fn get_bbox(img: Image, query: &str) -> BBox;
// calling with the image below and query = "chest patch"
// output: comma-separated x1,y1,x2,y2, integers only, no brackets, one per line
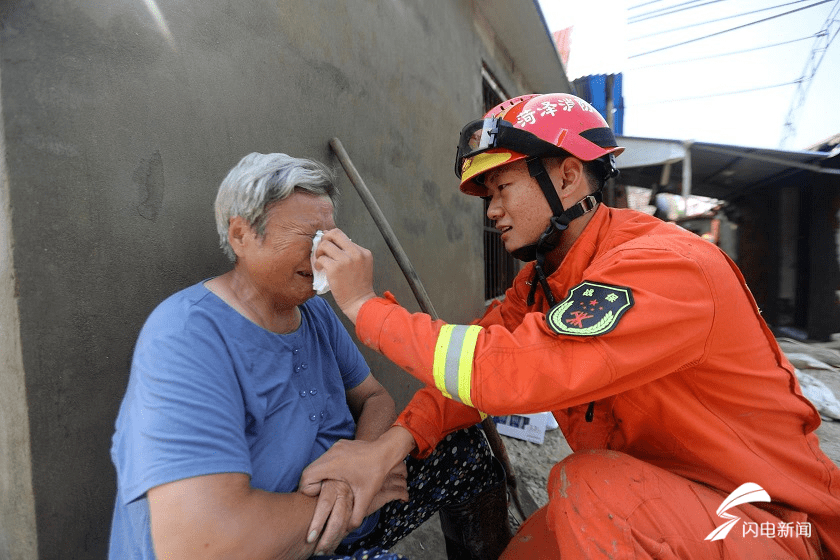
546,281,634,337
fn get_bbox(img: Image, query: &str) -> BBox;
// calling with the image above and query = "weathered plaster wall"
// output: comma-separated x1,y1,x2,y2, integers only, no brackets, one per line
0,66,38,560
0,0,558,557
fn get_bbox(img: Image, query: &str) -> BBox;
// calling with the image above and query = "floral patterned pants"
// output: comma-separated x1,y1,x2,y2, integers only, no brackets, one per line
313,425,496,560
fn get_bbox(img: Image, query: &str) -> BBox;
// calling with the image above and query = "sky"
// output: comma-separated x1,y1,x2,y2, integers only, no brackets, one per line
537,0,840,151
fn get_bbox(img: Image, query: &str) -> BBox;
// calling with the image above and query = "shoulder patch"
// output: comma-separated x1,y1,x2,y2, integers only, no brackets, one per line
546,281,634,337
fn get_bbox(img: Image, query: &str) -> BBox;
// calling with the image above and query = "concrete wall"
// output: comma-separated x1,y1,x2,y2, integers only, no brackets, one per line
0,67,38,560
0,0,565,557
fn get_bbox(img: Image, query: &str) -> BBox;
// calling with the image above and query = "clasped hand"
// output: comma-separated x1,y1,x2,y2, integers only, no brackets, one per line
299,438,409,554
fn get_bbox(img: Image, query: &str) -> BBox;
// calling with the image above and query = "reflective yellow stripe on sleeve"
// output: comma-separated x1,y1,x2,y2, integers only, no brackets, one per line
432,324,483,408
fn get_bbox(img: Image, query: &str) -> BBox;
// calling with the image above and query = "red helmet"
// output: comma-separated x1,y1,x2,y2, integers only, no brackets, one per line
455,93,625,196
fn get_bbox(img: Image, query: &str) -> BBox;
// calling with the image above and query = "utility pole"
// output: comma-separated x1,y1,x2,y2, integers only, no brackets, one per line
780,0,840,149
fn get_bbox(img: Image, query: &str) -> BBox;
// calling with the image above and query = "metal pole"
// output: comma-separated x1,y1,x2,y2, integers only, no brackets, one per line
682,141,693,216
605,75,616,207
329,138,438,319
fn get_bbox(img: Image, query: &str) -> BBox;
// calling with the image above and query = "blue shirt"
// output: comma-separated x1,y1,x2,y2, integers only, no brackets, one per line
109,283,373,559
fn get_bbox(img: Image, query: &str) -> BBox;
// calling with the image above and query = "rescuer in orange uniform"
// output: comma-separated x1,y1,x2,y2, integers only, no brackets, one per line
303,93,840,559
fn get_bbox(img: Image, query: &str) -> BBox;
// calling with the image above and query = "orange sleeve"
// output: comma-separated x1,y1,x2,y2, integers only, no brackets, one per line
356,292,484,457
359,290,530,458
358,246,716,419
393,387,482,458
473,265,532,330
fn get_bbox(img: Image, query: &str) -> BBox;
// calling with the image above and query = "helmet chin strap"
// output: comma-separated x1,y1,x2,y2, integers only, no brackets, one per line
513,157,601,306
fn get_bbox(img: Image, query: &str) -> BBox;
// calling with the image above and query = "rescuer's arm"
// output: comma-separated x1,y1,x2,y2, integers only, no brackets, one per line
353,249,716,416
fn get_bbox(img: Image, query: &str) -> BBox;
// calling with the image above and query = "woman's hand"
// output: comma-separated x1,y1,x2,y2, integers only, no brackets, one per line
367,460,409,514
304,479,355,555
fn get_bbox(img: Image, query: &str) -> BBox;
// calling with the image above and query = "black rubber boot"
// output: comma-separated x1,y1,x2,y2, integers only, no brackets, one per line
439,457,514,560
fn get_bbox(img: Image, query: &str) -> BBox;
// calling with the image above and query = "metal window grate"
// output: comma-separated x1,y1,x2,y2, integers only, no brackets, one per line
481,69,518,301
483,199,517,301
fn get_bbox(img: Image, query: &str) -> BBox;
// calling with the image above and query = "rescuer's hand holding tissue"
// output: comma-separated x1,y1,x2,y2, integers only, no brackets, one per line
312,228,377,325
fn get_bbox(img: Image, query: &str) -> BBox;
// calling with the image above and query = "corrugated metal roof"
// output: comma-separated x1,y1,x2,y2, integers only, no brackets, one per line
615,135,839,201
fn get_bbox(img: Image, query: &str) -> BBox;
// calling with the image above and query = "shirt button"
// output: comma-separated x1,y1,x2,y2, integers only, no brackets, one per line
310,414,317,421
301,363,308,369
310,389,317,396
294,366,300,373
320,411,325,418
299,390,307,398
293,348,299,355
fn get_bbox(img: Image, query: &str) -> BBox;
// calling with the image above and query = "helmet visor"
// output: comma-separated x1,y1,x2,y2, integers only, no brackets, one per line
454,118,557,178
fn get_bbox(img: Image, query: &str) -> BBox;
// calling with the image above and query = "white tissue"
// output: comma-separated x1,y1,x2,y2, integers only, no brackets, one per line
310,230,330,295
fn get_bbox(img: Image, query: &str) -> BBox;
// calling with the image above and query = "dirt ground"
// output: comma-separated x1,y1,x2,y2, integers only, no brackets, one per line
391,339,840,559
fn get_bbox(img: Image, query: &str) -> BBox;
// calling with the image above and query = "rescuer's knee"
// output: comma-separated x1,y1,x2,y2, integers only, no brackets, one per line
548,449,634,496
547,449,655,523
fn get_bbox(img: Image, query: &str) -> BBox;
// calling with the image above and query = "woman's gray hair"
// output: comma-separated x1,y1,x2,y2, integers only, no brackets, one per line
214,152,338,262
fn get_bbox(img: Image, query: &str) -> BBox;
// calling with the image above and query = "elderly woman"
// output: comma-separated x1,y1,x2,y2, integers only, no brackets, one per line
108,153,508,560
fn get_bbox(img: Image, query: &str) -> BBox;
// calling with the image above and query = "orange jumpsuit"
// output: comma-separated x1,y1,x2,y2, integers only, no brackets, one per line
355,205,840,559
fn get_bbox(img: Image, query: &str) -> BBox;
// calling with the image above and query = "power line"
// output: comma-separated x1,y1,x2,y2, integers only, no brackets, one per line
629,0,833,58
628,34,817,69
629,0,670,10
629,80,798,107
630,0,814,40
630,0,727,24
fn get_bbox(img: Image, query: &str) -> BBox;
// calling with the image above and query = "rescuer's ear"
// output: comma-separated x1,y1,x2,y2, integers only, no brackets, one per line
550,156,586,203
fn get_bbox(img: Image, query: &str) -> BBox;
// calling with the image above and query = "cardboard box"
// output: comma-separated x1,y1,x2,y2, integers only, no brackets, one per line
492,412,549,444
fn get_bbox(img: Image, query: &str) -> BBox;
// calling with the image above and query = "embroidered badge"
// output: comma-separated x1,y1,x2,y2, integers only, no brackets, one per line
546,281,634,337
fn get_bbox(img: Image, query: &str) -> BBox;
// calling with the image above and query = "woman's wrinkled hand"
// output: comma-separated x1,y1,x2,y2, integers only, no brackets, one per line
303,479,355,555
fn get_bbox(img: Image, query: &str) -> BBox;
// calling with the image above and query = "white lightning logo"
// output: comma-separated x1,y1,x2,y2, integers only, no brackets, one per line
705,483,771,541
